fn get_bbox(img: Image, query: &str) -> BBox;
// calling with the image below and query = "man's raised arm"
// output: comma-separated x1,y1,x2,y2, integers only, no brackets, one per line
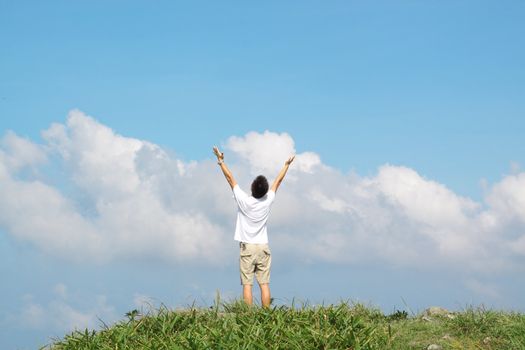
213,146,237,189
271,155,295,193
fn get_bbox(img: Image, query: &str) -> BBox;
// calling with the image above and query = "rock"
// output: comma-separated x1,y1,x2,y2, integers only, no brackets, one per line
424,306,455,319
442,334,452,340
427,344,442,350
425,306,450,317
422,316,433,322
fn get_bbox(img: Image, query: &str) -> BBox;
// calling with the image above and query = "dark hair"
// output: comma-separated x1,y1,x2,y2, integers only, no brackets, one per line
251,175,269,199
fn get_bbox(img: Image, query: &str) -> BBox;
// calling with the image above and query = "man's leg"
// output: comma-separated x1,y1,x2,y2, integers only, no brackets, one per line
259,283,271,308
240,243,254,305
243,284,253,305
256,245,272,308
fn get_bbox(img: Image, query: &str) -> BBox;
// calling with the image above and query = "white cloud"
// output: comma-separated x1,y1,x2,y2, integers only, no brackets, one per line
225,130,321,175
19,302,46,329
0,175,107,261
0,110,228,264
17,284,118,332
42,110,146,197
133,294,156,312
485,173,525,224
226,131,296,175
0,130,47,172
54,283,68,299
465,279,501,299
1,109,525,273
510,161,521,174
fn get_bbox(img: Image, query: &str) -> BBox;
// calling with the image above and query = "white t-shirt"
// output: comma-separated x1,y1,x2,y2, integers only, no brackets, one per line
232,184,276,244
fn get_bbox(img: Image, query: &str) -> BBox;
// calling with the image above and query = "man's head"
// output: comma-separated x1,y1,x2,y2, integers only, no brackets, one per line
251,175,269,199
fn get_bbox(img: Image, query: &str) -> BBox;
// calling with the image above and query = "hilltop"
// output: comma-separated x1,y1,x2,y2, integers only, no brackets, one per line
45,301,525,349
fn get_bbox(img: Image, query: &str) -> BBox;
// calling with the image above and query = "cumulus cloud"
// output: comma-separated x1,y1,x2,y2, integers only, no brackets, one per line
1,109,525,272
0,130,47,172
485,173,525,224
226,131,322,175
0,110,228,263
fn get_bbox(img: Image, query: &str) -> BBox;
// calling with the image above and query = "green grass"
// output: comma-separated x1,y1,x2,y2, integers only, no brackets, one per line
45,300,525,350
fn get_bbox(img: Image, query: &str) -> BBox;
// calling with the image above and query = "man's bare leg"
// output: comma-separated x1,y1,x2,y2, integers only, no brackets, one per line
260,283,271,308
243,285,253,305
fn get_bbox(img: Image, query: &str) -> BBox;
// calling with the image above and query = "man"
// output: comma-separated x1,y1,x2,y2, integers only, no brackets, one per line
213,146,294,307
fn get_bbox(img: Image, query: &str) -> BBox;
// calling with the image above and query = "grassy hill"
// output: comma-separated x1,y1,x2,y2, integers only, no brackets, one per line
45,300,525,349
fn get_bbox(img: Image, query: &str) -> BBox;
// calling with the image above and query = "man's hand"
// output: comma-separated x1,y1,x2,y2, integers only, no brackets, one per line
213,146,237,189
213,146,224,162
271,155,295,193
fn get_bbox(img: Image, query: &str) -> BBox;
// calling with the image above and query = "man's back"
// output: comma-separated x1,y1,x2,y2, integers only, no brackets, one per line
233,184,275,244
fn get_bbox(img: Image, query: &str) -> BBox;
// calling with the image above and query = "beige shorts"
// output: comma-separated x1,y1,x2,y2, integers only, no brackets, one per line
239,242,271,285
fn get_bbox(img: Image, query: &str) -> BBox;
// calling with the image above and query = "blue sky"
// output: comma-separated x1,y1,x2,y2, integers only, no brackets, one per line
1,1,525,348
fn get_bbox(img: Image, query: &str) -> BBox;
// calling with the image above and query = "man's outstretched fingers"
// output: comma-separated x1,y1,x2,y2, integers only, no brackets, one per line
213,146,224,160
